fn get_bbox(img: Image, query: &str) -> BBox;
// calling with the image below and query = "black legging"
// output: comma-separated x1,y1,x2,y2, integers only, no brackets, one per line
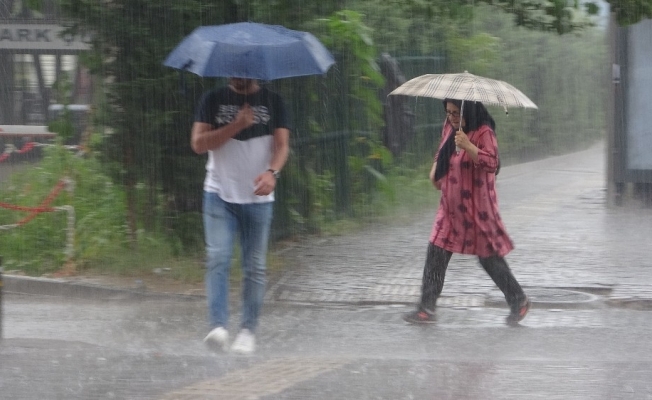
420,242,526,312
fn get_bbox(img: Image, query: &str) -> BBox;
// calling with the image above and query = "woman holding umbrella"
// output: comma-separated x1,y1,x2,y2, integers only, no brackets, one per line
403,99,530,325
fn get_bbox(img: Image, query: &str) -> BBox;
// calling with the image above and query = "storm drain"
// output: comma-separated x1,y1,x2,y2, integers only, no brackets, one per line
486,287,599,308
270,285,602,309
160,357,349,400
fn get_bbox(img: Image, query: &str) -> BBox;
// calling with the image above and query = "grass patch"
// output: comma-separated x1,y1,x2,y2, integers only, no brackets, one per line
1,144,437,284
304,162,440,238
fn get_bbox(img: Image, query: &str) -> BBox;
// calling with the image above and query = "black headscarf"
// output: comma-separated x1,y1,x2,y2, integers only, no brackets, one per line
434,99,497,182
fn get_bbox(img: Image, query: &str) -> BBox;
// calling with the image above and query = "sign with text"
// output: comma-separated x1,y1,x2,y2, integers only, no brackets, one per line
0,24,91,50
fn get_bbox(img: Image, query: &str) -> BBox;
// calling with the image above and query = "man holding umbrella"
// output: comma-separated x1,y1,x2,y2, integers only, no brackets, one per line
191,77,290,354
166,22,334,353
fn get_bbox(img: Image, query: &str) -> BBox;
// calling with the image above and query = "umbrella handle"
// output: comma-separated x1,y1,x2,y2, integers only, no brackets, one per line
456,101,465,154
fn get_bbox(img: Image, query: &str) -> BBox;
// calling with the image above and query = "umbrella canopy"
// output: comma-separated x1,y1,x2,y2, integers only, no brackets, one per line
389,71,538,110
163,22,335,80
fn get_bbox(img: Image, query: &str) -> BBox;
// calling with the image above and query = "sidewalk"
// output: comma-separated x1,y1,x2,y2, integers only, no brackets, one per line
266,141,652,309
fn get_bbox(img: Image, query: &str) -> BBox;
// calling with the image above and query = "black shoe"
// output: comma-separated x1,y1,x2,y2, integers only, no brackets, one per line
403,309,436,324
506,297,531,325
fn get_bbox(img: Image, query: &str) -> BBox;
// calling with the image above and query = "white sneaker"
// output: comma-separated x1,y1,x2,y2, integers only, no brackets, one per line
203,327,229,352
230,329,255,354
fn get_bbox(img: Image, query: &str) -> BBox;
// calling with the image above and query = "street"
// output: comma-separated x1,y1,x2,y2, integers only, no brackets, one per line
3,294,652,399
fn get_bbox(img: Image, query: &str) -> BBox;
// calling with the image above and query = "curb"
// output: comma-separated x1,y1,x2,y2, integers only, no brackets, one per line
3,275,205,302
485,287,602,309
6,274,652,310
606,297,652,310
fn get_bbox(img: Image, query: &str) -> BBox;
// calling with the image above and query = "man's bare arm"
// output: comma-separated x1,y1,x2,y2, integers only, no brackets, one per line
269,127,290,172
190,104,254,154
253,127,290,196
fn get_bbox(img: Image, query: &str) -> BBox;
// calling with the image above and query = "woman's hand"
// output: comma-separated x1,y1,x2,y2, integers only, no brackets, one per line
455,128,480,162
454,128,472,151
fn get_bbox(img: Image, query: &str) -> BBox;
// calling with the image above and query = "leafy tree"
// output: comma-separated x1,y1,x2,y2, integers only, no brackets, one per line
45,1,374,244
18,0,632,248
605,0,652,25
51,1,242,246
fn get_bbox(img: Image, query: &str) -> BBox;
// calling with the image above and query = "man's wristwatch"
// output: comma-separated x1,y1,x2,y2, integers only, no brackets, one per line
267,169,280,179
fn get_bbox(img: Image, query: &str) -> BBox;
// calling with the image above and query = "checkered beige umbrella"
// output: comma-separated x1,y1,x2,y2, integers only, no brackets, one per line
389,71,538,110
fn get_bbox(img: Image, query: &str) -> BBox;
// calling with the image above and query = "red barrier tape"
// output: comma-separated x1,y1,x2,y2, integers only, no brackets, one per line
0,142,37,163
16,142,35,154
0,180,67,227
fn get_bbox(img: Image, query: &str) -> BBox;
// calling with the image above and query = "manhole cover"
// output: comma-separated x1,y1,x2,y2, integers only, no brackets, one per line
486,288,597,307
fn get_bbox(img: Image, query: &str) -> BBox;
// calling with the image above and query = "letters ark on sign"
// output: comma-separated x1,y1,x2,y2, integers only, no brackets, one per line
0,24,91,51
0,28,51,42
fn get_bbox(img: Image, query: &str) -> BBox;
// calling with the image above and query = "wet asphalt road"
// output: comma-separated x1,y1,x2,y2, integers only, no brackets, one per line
3,141,652,399
3,294,652,399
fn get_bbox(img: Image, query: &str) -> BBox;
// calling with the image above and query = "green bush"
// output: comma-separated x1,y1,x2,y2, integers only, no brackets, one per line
0,146,120,273
0,145,202,278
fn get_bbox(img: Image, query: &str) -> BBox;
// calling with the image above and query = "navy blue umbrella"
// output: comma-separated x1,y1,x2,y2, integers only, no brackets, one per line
163,22,335,80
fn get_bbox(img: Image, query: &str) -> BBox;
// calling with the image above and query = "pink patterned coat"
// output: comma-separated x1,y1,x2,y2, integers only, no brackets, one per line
429,122,514,258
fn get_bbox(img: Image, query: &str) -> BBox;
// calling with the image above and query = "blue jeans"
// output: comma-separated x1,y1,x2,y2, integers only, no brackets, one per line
203,192,273,332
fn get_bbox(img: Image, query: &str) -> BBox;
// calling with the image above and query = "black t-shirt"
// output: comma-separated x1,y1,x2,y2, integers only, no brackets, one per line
195,86,292,141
